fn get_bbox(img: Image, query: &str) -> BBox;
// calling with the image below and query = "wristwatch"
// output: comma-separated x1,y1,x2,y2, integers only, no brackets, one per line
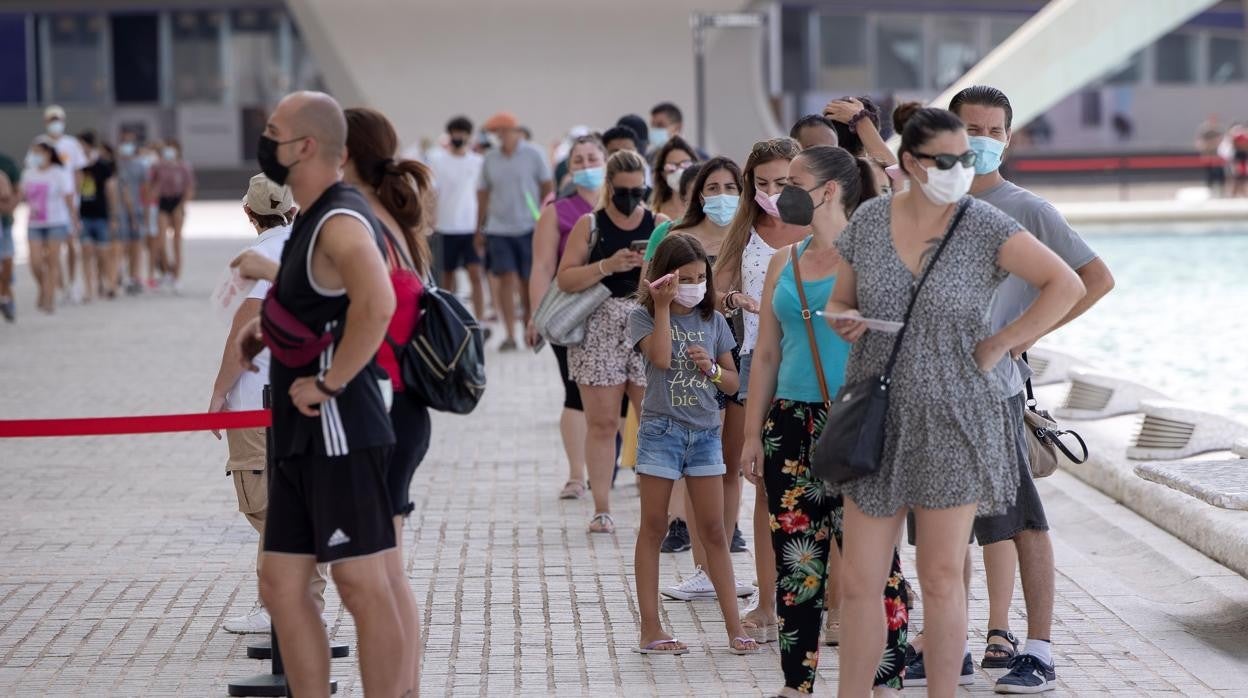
315,371,345,398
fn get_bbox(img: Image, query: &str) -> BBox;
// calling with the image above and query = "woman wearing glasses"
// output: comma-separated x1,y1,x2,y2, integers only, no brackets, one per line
649,136,700,222
825,107,1085,696
557,150,668,533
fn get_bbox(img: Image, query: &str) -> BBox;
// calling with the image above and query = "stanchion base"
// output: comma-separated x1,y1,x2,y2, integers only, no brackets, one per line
227,674,337,696
246,639,350,660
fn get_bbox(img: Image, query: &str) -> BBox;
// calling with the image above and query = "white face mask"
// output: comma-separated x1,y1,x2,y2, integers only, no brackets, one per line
47,120,65,137
665,168,685,192
674,280,706,308
916,163,974,205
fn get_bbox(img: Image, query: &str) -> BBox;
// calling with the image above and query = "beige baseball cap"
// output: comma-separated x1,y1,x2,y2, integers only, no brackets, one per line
243,173,294,216
44,105,66,121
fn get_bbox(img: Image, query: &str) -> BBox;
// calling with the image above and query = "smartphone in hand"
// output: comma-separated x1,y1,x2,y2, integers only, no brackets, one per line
628,240,649,253
649,273,675,289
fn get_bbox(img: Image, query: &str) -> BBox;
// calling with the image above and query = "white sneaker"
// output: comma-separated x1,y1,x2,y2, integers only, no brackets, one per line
743,587,760,613
663,567,717,600
223,607,271,634
70,283,84,304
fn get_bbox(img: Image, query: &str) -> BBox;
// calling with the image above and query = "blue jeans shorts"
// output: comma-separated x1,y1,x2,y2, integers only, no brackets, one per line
117,210,146,242
485,231,533,277
81,218,111,245
635,417,726,480
0,220,13,260
737,352,754,401
28,225,70,243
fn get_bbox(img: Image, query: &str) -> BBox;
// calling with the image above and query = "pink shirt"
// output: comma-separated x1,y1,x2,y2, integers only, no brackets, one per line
147,161,195,198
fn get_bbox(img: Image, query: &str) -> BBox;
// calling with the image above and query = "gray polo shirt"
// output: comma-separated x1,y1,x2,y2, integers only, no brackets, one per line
978,180,1098,397
478,141,551,236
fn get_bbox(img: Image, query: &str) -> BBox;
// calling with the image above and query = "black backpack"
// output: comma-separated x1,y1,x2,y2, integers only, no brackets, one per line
383,229,486,414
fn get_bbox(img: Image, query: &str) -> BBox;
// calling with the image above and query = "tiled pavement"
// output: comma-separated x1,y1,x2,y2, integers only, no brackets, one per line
2,237,1247,696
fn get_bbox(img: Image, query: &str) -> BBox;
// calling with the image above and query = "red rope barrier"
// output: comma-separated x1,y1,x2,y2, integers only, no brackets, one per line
0,410,271,438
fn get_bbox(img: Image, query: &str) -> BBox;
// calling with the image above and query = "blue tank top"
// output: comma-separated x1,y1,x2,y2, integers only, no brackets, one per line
773,238,851,402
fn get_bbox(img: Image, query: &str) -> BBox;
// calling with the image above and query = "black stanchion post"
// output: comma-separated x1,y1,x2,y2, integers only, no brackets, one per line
228,385,343,696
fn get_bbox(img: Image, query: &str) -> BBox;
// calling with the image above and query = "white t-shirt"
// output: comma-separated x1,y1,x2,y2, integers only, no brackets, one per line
426,148,483,234
225,224,291,411
21,166,75,228
51,135,89,172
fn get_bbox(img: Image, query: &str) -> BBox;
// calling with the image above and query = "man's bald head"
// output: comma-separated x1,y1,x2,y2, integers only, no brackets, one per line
269,91,347,165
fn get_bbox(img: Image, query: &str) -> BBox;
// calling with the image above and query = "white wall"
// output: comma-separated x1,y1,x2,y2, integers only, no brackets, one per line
286,0,751,152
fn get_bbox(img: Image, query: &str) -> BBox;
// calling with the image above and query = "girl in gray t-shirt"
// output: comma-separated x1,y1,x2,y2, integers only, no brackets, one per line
624,234,758,656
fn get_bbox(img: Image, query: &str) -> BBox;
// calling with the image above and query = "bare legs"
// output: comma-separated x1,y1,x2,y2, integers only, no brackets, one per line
636,474,681,647
259,555,332,698
1015,529,1055,643
388,517,423,696
579,383,643,520
984,540,1019,645
28,239,62,313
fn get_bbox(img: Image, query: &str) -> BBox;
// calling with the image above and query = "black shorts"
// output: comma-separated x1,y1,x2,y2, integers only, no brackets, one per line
264,446,396,563
438,232,480,273
388,393,432,517
972,392,1049,545
158,196,183,214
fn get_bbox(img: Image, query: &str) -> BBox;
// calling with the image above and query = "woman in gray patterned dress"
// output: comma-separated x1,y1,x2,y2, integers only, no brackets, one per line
824,108,1085,698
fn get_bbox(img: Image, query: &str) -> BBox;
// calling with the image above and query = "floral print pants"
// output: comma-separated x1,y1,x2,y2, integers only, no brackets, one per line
762,399,908,692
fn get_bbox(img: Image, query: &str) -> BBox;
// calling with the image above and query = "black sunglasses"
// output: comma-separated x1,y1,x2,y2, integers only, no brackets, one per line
913,150,978,170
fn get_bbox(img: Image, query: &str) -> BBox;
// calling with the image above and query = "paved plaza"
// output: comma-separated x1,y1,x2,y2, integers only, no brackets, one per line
2,238,1247,696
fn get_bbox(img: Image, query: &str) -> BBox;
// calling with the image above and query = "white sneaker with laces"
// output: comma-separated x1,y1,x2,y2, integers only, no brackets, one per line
743,588,760,613
223,607,271,634
662,567,717,600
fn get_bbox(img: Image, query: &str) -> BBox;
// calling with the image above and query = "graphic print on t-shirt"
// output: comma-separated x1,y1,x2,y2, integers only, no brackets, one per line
667,323,711,408
25,181,49,223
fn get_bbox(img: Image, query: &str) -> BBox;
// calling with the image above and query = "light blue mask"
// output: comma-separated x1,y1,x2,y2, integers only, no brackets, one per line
969,135,1006,175
571,166,605,190
649,126,670,149
702,194,739,227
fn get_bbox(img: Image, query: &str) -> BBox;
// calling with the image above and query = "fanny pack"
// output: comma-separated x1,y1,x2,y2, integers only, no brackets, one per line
260,287,335,367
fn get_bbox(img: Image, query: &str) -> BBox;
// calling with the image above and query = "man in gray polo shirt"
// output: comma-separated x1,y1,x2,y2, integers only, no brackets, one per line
476,111,553,351
954,86,1115,694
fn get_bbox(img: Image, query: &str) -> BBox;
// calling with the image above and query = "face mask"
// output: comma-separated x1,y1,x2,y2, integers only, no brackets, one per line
674,280,706,308
162,147,177,161
754,190,781,218
25,152,44,170
141,153,158,167
702,194,738,227
257,135,300,186
612,188,646,215
649,126,670,150
449,136,466,149
968,136,1007,175
47,120,65,137
119,142,136,157
665,168,685,192
916,163,975,205
571,165,605,190
776,183,826,227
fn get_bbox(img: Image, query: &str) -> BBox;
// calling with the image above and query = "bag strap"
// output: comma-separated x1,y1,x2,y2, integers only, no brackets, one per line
1020,351,1089,464
790,239,832,405
880,198,970,381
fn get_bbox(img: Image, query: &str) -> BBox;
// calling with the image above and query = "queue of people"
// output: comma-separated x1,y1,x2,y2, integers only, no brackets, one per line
0,104,196,321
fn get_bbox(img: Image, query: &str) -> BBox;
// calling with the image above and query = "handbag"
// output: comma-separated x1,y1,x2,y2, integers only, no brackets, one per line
811,200,969,484
1021,364,1088,477
532,212,611,346
382,227,487,415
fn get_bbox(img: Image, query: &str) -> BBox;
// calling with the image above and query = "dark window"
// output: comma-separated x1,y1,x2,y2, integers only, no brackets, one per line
0,14,27,103
111,14,159,103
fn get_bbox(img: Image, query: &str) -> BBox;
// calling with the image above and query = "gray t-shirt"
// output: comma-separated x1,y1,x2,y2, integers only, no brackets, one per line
978,180,1098,397
627,306,737,430
116,157,148,210
478,141,552,236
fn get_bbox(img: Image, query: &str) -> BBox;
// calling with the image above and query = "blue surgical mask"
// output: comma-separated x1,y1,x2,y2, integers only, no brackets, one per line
571,165,605,190
968,135,1006,175
649,126,670,149
702,194,739,227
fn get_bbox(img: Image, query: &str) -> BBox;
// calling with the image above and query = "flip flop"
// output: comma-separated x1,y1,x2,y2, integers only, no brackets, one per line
588,512,615,534
729,636,761,655
632,638,688,655
559,480,586,500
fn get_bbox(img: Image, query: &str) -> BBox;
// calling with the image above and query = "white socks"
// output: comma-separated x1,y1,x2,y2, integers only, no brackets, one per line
1024,638,1052,666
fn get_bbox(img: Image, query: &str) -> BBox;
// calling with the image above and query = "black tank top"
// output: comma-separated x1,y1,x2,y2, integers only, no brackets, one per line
588,209,656,298
269,182,396,459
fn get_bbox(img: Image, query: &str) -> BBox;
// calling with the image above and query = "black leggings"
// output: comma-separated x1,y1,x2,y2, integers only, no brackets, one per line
552,344,583,411
387,392,432,517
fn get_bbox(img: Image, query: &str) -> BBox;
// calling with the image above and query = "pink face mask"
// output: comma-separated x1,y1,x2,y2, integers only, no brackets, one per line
884,164,906,183
754,190,781,218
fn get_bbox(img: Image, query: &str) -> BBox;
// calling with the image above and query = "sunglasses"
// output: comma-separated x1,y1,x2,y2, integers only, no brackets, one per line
662,159,694,174
913,150,978,170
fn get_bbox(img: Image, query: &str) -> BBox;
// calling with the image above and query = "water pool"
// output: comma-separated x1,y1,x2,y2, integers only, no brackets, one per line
1041,225,1248,421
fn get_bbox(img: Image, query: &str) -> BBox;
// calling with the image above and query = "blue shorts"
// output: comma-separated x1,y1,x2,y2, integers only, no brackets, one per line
0,220,13,260
117,210,146,242
81,218,112,245
438,232,481,273
28,225,70,243
635,417,726,480
485,232,532,277
738,352,753,401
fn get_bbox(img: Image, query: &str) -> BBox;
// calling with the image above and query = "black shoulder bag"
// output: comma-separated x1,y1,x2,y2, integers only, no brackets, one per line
812,200,969,484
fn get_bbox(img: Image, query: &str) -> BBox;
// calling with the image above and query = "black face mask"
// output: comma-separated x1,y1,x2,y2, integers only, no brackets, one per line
776,183,826,227
612,186,649,215
257,135,303,186
449,136,466,149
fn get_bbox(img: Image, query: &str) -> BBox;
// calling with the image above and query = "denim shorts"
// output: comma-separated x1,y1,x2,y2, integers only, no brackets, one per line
117,210,146,242
0,220,13,260
738,352,754,401
81,218,111,245
27,225,70,243
635,416,726,480
485,231,532,277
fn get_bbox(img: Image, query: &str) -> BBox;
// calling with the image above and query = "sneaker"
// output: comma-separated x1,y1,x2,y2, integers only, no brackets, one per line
730,524,747,553
498,338,517,352
994,654,1055,694
905,651,975,687
0,299,14,323
170,279,182,295
660,519,691,553
662,567,717,601
742,587,760,613
69,283,84,304
223,607,271,634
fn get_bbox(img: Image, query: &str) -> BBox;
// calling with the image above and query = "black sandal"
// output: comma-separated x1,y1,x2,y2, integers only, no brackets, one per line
981,628,1018,669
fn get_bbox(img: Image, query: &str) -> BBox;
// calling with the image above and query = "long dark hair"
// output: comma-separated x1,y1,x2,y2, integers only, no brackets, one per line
797,145,876,218
31,140,63,167
672,156,741,232
650,135,699,209
344,107,433,275
639,233,715,320
897,107,966,177
833,96,880,156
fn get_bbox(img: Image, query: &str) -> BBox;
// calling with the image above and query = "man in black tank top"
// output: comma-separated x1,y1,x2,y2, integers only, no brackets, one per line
236,91,406,696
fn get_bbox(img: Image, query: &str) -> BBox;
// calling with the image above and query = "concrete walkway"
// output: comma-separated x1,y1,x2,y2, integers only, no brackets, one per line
1,238,1246,696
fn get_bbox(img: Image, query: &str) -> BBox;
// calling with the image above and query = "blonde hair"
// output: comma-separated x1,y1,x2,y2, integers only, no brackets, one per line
598,149,648,212
713,137,801,285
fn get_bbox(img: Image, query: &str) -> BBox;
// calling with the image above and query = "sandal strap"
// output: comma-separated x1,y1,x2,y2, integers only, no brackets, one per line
986,629,1019,647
